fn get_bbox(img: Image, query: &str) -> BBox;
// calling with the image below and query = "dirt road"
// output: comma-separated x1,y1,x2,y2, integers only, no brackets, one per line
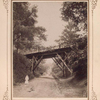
13,77,87,98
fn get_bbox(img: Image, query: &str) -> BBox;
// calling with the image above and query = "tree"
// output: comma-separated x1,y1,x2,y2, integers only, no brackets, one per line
61,2,87,31
55,24,87,80
54,2,87,80
56,20,79,47
13,50,34,84
13,2,46,53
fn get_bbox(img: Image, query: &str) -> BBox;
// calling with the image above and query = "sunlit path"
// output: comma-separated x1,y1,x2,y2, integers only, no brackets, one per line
13,77,64,97
13,76,87,98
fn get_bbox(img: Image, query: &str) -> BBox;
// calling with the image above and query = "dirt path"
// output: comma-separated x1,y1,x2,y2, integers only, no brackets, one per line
13,77,64,97
13,77,87,98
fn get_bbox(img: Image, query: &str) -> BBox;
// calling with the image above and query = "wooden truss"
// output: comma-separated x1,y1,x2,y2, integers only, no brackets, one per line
31,56,43,74
52,52,73,77
30,52,73,76
56,53,73,76
52,57,63,71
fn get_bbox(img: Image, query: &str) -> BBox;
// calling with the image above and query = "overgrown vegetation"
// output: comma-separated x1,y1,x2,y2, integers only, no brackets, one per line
53,2,87,83
13,2,47,85
13,51,33,85
13,51,47,85
13,2,46,53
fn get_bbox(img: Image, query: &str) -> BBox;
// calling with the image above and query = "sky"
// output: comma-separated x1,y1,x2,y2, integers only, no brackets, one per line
29,2,66,47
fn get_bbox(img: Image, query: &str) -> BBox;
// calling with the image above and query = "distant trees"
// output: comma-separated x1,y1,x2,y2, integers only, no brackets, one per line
54,2,87,80
13,2,46,53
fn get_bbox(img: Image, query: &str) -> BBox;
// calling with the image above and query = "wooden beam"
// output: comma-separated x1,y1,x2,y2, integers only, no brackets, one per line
31,56,36,74
63,52,68,62
56,53,72,74
63,63,64,77
33,56,38,63
65,52,72,60
52,57,63,71
31,56,34,72
33,56,43,72
55,56,65,77
65,52,72,69
55,57,65,72
54,57,63,68
64,52,67,56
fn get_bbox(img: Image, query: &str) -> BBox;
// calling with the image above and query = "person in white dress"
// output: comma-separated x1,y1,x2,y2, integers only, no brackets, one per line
25,75,29,85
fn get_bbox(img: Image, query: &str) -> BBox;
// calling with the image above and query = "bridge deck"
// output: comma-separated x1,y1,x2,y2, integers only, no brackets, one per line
25,47,72,59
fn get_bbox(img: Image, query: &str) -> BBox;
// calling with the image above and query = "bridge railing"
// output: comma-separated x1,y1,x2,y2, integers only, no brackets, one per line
34,44,70,53
22,43,71,55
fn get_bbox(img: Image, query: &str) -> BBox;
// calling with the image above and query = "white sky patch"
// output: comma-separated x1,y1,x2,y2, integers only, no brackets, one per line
29,2,66,47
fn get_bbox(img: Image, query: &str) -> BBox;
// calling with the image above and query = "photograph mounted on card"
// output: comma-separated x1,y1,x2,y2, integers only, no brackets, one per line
1,0,99,100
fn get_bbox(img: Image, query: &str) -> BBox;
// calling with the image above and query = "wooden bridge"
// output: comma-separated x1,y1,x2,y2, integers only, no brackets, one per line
25,46,73,76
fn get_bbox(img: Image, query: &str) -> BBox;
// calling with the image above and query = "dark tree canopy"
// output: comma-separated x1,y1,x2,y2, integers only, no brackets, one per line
13,2,47,84
54,2,87,81
13,2,46,53
13,2,37,26
61,2,87,30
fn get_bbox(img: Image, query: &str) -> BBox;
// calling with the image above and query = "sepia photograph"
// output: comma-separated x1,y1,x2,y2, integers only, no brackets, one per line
13,1,88,98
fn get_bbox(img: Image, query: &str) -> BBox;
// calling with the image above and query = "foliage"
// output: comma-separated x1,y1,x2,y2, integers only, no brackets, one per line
13,50,34,85
56,21,80,47
13,2,46,53
54,34,87,80
54,2,87,81
13,2,47,84
34,60,48,77
13,51,47,85
13,2,37,26
61,2,87,31
52,63,70,78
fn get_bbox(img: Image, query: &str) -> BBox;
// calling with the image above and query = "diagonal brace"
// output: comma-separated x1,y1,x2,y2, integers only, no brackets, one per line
56,53,72,74
52,57,63,71
33,56,43,72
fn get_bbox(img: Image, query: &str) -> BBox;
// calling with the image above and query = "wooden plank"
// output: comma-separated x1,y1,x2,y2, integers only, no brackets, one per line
65,52,72,65
33,56,38,63
56,53,72,74
31,56,34,72
33,56,43,72
63,63,64,77
52,57,63,71
54,57,65,77
64,52,68,61
65,52,67,56
54,57,63,68
31,56,36,74
25,46,72,59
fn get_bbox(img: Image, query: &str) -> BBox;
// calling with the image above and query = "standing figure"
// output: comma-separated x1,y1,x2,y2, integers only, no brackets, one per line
25,75,29,85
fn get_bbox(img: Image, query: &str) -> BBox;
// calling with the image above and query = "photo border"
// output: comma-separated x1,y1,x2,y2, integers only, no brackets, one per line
2,0,98,100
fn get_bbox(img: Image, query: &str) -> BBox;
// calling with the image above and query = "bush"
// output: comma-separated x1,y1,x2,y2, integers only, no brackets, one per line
13,51,34,85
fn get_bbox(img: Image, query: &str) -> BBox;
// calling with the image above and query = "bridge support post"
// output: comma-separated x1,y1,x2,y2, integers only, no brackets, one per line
31,56,36,74
32,56,43,73
52,57,63,71
63,63,65,77
56,53,73,75
52,57,67,77
31,58,33,74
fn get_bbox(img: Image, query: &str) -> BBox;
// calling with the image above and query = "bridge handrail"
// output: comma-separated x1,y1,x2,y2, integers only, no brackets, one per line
32,44,70,53
22,44,71,55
